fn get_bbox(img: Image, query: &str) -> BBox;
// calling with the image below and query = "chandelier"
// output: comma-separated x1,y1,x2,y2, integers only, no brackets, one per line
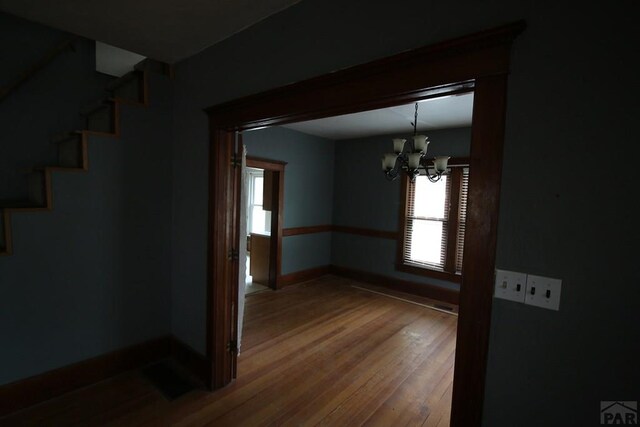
381,102,450,182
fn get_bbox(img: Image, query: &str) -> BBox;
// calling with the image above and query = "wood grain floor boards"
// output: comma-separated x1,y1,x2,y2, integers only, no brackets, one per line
214,307,429,426
312,317,455,426
1,275,457,426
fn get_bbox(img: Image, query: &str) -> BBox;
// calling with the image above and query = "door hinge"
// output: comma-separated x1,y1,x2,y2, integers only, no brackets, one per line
227,340,238,354
228,249,239,261
231,153,241,168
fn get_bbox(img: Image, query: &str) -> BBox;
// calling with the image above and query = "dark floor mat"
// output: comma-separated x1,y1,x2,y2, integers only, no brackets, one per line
141,361,199,400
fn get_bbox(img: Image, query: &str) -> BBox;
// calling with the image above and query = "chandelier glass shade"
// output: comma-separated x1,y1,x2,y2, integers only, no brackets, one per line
381,103,450,182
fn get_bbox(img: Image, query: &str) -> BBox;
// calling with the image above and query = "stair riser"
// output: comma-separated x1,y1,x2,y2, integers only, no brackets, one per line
86,104,115,134
27,171,46,207
111,73,143,103
0,211,6,252
134,58,173,78
58,137,84,168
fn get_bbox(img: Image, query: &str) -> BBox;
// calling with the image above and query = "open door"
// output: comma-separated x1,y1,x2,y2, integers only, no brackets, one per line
236,145,248,357
206,129,242,387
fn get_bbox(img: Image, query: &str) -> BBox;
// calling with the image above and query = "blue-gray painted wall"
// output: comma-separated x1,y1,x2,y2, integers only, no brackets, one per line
332,128,470,291
170,124,336,353
0,66,174,385
244,126,334,275
169,1,639,426
0,12,112,199
244,127,335,228
1,3,637,425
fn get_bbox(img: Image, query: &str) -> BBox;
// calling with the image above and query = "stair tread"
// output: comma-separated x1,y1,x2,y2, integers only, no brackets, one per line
0,199,41,208
51,131,82,143
79,98,112,116
48,166,85,171
105,70,139,91
134,58,172,77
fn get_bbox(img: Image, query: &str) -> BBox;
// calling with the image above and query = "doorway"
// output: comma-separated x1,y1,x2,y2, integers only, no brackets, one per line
245,156,285,290
205,22,524,427
245,167,270,294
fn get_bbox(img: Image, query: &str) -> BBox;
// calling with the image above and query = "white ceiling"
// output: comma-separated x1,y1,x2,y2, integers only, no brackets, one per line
0,0,302,63
282,92,474,140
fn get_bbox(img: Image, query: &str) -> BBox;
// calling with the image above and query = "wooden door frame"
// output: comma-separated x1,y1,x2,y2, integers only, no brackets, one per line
246,156,286,289
205,21,525,426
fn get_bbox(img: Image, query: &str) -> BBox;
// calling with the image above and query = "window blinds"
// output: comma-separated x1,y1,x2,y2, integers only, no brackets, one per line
403,167,469,274
455,168,469,273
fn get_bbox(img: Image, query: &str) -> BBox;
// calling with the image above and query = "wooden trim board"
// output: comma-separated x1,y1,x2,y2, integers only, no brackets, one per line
0,337,171,417
0,335,209,417
262,264,459,306
330,265,459,305
282,224,396,239
282,225,332,237
332,225,397,240
278,265,331,287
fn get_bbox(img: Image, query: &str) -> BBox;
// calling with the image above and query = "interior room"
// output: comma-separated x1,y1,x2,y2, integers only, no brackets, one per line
244,166,270,294
228,94,472,425
0,2,637,427
240,93,473,296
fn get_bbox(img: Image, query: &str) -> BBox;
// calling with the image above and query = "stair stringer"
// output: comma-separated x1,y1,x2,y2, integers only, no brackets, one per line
0,65,164,256
0,70,175,386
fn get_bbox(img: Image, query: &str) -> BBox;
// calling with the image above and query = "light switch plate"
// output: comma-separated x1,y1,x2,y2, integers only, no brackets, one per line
494,269,527,303
525,275,562,311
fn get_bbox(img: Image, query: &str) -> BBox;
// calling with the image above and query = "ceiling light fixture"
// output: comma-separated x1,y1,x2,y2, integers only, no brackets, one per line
381,102,450,182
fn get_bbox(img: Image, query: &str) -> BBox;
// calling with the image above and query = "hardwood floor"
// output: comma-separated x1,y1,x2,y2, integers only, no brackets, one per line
2,275,457,426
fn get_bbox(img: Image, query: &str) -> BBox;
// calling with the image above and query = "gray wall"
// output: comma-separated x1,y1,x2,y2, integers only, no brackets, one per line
0,71,174,385
0,12,111,199
244,126,335,275
332,128,470,290
170,1,639,426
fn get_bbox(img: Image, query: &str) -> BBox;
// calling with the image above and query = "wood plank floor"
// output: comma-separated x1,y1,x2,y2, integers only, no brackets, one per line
2,275,457,426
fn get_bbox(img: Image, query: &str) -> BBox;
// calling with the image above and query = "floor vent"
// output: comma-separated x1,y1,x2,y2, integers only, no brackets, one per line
140,360,200,401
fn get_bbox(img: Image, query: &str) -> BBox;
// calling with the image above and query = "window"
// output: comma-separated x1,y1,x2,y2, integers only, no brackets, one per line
247,169,271,235
397,165,469,282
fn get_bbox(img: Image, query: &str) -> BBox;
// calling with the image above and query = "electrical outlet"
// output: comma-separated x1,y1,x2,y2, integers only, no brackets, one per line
524,275,562,311
494,269,527,303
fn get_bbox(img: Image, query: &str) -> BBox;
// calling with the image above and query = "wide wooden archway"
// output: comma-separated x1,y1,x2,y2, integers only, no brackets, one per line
204,21,524,427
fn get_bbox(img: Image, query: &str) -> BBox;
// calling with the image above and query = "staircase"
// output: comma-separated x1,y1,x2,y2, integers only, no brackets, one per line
0,59,170,256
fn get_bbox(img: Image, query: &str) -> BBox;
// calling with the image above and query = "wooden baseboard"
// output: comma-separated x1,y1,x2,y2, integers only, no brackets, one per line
278,265,331,288
0,336,171,417
275,264,458,305
0,335,209,417
330,265,459,305
169,336,209,384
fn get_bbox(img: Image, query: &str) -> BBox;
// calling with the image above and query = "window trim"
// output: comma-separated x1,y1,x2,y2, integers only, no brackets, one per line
396,157,470,284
